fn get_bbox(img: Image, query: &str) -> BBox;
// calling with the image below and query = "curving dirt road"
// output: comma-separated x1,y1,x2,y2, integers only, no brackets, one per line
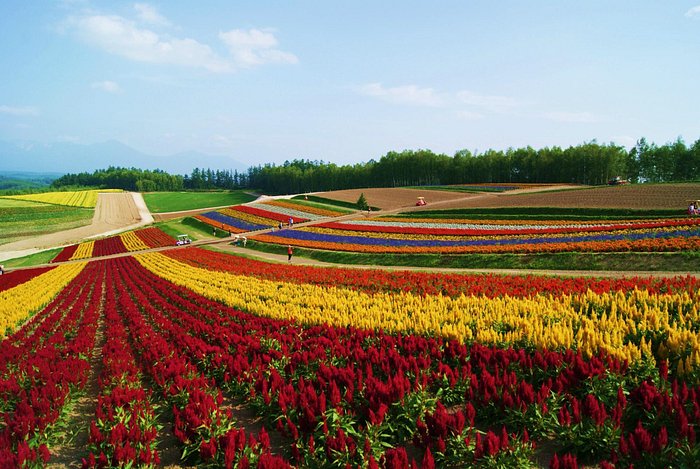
0,192,153,262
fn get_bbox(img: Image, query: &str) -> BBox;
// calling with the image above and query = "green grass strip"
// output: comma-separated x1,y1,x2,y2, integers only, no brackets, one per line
3,248,62,268
245,240,700,272
143,190,256,213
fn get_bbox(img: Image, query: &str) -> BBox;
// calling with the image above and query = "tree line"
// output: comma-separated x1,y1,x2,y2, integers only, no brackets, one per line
244,137,700,194
51,137,700,194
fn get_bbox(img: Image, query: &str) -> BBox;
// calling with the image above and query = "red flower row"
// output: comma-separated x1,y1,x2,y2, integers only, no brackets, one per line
0,262,103,467
51,244,79,263
0,265,55,292
166,247,700,299
134,227,175,248
235,204,309,224
82,266,160,468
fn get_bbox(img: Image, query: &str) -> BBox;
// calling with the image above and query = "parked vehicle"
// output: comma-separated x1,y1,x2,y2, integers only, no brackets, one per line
607,176,629,185
176,234,192,245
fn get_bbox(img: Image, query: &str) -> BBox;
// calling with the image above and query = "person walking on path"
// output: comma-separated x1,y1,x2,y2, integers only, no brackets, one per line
287,245,293,263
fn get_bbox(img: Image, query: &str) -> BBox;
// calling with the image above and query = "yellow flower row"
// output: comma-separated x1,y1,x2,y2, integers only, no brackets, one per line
120,231,150,252
135,253,700,369
0,262,86,338
2,189,122,208
70,241,95,260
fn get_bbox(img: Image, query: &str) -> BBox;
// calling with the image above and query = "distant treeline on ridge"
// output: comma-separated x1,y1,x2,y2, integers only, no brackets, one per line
51,137,700,194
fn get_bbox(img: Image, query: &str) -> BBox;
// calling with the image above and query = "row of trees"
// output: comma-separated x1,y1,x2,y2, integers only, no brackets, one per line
52,167,185,192
244,138,700,194
51,138,700,194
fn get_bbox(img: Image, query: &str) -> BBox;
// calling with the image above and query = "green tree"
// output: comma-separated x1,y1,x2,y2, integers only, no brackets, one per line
356,192,369,210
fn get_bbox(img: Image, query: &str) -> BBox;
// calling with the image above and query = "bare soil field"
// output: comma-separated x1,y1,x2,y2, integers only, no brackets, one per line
317,184,700,212
0,192,152,262
313,187,482,211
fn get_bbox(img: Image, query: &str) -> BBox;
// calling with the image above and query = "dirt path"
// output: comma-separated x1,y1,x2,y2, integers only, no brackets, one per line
0,192,153,262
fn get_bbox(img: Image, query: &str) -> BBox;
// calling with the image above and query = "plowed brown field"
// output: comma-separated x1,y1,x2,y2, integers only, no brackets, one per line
316,184,700,212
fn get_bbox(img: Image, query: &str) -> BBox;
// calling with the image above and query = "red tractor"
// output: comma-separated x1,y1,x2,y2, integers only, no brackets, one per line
607,176,629,185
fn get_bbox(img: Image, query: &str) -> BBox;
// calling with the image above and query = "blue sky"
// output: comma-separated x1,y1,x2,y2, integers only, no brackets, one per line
1,1,699,168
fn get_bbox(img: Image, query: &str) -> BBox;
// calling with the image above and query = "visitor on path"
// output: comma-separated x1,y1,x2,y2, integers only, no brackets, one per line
0,265,4,275
287,245,293,263
278,222,283,230
289,217,294,228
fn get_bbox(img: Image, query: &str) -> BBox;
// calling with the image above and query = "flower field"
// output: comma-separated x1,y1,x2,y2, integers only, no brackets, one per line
2,245,700,467
51,227,175,262
196,200,346,233
1,189,122,208
252,217,700,254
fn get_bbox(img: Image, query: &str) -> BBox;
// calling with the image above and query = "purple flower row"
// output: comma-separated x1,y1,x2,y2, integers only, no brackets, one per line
200,211,268,231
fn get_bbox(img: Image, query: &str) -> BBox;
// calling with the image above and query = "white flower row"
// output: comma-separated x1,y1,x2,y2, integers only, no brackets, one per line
247,202,327,221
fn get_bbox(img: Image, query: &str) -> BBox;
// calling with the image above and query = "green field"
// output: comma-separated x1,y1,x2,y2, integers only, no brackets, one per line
155,216,230,242
143,191,257,213
2,248,61,268
0,199,93,245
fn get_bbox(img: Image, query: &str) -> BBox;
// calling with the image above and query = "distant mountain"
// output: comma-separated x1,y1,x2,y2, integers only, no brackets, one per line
0,140,249,176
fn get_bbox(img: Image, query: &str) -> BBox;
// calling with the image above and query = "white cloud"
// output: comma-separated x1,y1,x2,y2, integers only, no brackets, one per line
91,80,121,93
219,28,298,67
68,14,231,72
0,105,39,116
685,5,700,17
134,3,171,27
457,91,520,114
543,111,601,123
66,12,297,73
359,83,443,107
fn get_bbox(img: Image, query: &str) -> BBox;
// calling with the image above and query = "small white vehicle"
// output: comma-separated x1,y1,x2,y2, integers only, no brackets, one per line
176,234,192,245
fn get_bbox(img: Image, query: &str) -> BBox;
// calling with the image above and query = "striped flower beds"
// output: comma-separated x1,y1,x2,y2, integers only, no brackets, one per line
318,218,696,236
262,199,347,217
51,228,175,261
195,211,271,234
194,201,340,234
252,224,700,254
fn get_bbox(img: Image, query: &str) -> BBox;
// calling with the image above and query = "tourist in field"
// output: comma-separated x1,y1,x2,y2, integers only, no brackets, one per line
289,217,294,228
278,222,283,230
287,245,293,263
0,265,4,275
